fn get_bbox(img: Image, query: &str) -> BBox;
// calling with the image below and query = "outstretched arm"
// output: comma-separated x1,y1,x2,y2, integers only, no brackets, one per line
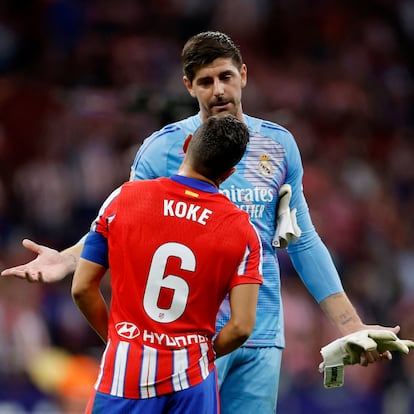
1,239,82,283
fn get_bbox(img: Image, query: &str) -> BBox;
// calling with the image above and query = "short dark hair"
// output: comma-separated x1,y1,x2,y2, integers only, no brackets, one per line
188,114,249,181
182,31,243,83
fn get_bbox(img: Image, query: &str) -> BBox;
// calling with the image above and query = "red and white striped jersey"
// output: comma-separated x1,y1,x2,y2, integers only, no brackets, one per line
86,175,263,398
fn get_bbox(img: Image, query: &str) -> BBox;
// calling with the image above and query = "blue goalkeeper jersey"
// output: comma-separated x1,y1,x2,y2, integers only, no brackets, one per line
131,113,343,348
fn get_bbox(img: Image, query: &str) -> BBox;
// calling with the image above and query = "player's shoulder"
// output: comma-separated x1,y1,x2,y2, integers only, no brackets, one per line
244,113,295,141
122,177,169,191
144,114,202,148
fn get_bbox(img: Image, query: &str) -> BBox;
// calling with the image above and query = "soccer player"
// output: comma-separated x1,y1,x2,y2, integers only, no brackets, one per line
71,114,263,413
1,31,399,413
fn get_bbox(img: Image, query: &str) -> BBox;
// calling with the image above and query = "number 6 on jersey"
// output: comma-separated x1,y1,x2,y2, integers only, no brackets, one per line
143,242,194,323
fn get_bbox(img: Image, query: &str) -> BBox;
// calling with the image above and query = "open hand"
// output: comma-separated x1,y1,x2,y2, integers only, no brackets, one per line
1,239,77,283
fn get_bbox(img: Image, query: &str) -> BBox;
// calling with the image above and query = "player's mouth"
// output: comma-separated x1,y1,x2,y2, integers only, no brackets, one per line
211,101,231,112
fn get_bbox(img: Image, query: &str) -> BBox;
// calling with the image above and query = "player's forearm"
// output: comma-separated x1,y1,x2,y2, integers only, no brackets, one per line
61,243,83,276
72,288,108,343
213,320,253,358
320,292,365,336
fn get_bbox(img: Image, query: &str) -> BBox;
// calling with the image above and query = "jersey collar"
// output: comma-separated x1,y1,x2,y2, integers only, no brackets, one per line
170,175,218,194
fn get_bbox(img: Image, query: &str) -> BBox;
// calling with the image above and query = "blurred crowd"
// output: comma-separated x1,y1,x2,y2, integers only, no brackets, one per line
0,0,413,413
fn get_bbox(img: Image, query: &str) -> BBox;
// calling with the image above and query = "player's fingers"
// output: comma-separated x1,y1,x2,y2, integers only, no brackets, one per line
360,350,380,366
387,325,400,335
370,351,381,363
359,353,369,367
360,349,392,366
381,351,392,361
1,268,15,277
371,325,401,335
1,268,27,278
22,239,43,255
25,271,41,283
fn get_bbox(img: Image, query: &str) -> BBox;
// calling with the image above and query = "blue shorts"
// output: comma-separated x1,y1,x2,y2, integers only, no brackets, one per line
87,368,219,414
216,346,283,414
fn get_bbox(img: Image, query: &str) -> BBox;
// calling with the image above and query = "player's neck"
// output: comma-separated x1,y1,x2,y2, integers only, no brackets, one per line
177,168,219,189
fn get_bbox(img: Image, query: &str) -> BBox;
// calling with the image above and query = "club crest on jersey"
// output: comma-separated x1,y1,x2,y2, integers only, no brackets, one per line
258,154,272,176
116,321,140,339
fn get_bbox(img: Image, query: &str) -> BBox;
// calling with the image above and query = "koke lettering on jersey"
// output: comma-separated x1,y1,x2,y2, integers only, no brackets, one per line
163,199,212,225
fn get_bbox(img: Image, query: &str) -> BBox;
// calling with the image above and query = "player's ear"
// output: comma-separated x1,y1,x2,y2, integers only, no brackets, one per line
240,64,247,88
183,76,196,97
182,134,192,153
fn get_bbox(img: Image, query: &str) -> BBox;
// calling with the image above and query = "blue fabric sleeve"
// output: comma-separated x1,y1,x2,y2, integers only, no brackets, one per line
287,200,344,303
278,127,344,304
81,231,109,268
130,126,184,181
130,116,201,181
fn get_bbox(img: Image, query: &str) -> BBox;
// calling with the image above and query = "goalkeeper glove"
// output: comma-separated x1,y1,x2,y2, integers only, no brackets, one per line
369,330,414,354
272,184,301,248
319,329,414,388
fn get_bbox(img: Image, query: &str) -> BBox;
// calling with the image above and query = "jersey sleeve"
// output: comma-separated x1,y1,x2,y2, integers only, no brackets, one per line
91,186,121,235
80,186,122,268
129,126,185,181
130,133,165,180
81,232,108,268
229,219,263,289
284,132,344,303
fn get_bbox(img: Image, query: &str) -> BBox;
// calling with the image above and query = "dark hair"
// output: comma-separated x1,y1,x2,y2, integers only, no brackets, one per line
182,31,243,83
188,114,249,181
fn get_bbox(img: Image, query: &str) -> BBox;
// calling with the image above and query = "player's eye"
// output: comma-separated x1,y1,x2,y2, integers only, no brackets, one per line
196,77,212,85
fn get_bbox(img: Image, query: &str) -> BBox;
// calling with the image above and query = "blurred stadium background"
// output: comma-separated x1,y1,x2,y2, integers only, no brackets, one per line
0,0,413,413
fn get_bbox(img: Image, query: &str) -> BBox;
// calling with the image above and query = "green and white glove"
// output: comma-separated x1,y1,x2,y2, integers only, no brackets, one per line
272,184,301,248
370,330,414,354
319,330,414,388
